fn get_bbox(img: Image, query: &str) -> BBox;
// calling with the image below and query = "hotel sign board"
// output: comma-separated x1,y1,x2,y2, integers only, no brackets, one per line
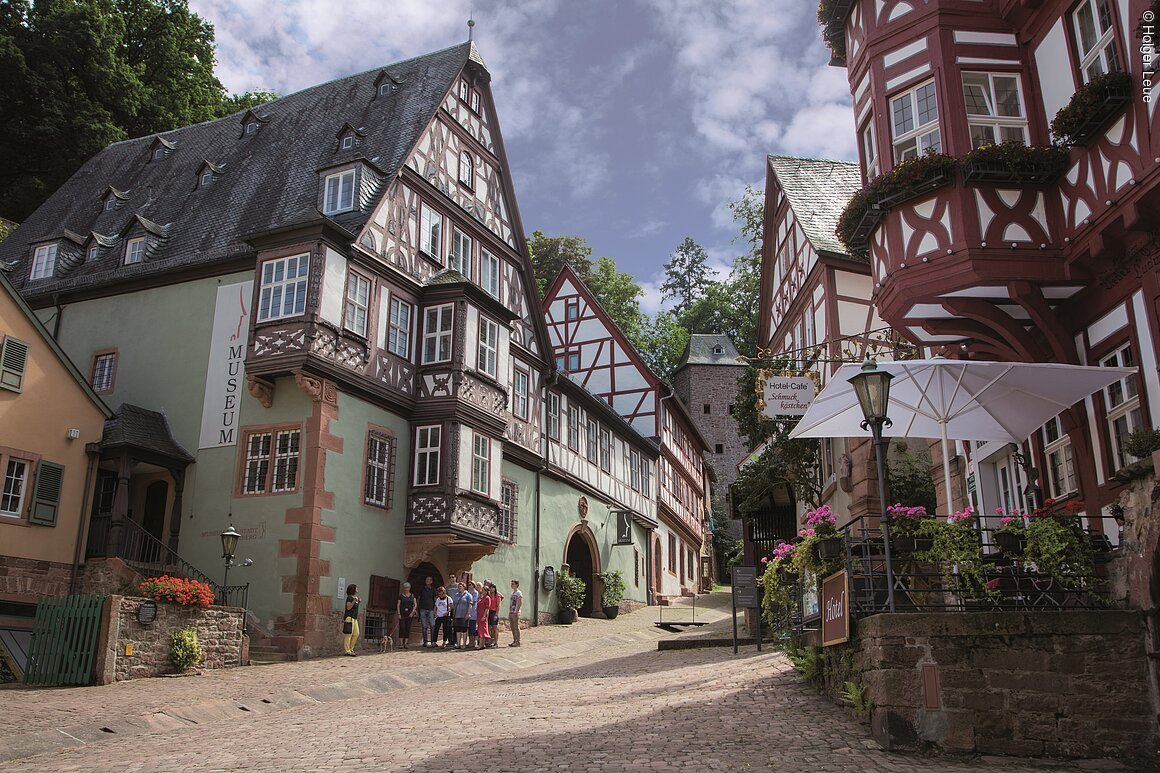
761,376,816,418
821,570,850,647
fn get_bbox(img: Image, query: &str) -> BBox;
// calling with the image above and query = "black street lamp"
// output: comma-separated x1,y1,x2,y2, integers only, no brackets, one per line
848,358,897,613
221,525,240,589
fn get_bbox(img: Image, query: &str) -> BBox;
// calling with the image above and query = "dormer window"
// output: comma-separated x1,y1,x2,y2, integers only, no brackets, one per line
341,135,355,151
245,121,259,135
124,237,145,265
713,345,724,355
29,243,57,280
323,169,356,215
458,79,469,101
87,245,99,262
378,82,392,97
200,171,214,187
105,199,118,211
153,147,167,161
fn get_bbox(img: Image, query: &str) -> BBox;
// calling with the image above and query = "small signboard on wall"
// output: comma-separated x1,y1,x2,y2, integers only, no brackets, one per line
822,570,850,647
761,375,816,418
615,512,633,546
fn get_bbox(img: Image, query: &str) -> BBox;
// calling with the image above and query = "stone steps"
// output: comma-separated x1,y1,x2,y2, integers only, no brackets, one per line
247,645,296,664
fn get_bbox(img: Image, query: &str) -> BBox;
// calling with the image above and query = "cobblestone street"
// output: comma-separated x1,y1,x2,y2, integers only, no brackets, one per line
1,593,1089,772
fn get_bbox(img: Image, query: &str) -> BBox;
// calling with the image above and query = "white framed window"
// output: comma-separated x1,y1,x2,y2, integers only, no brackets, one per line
124,237,145,265
245,121,259,135
340,135,355,151
1041,416,1077,498
344,272,370,337
477,316,499,379
962,72,1028,148
420,203,443,259
414,425,441,486
499,480,517,542
458,79,470,101
547,393,560,439
30,244,57,280
479,249,500,299
890,80,941,162
241,428,300,494
422,304,453,364
599,428,612,472
104,199,117,211
90,351,117,394
200,172,214,187
513,368,529,420
1103,344,1143,470
379,82,391,97
387,297,412,359
1073,0,1121,82
257,254,310,322
323,169,356,215
470,90,480,113
567,405,580,451
586,420,598,464
451,229,472,277
630,450,642,492
472,433,490,495
153,147,166,161
364,431,395,509
459,151,474,189
566,350,580,372
565,300,579,321
641,457,651,497
860,120,879,178
1,457,30,518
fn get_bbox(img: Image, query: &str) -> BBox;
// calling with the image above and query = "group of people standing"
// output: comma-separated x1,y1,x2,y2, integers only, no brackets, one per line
342,575,523,655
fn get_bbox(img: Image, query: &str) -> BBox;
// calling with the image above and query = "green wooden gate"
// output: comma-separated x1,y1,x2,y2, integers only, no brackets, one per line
23,594,106,686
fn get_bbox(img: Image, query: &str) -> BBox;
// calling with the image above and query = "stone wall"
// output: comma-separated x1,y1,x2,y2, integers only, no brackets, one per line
95,595,245,683
0,556,74,602
854,611,1156,761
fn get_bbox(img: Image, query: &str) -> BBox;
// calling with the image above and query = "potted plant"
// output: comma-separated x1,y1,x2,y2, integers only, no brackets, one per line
1050,71,1133,145
914,507,991,599
170,627,203,673
598,569,625,619
556,568,586,624
1123,427,1160,461
885,503,933,554
760,543,798,621
1024,504,1094,590
792,507,844,577
960,142,1070,185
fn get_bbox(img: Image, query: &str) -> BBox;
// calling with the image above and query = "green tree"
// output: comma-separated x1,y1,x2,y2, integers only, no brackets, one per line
219,90,280,115
633,311,689,382
660,236,712,318
587,256,644,338
0,0,271,220
526,230,594,297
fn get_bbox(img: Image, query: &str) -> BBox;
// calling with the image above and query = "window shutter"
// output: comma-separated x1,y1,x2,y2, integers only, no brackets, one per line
29,461,64,526
1,336,29,392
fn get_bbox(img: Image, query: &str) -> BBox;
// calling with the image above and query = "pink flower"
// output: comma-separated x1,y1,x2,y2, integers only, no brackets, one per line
999,516,1013,526
798,528,817,538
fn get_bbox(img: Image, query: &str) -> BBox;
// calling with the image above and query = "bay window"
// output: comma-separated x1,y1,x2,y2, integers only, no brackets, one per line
420,203,443,260
477,316,499,379
257,254,309,322
422,304,453,364
1103,344,1143,470
344,272,370,337
891,80,941,162
1073,0,1121,82
414,426,441,486
962,72,1027,148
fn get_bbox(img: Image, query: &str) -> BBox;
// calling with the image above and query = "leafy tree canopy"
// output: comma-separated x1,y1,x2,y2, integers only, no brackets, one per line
660,236,711,318
526,230,594,297
0,0,276,221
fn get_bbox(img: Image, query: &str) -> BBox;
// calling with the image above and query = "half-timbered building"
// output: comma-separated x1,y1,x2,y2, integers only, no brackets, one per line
0,41,654,657
818,0,1159,530
543,265,711,600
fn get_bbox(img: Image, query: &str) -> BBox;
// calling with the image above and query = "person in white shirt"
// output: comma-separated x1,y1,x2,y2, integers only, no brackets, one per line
508,579,523,647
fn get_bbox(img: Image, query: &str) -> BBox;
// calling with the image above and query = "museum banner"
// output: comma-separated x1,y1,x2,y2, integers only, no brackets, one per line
199,281,253,449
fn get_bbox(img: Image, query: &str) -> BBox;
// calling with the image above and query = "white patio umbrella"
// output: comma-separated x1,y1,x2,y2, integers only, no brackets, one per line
788,358,1136,504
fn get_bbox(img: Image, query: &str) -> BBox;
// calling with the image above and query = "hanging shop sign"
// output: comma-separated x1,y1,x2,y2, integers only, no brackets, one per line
761,375,816,418
821,570,850,647
615,511,633,546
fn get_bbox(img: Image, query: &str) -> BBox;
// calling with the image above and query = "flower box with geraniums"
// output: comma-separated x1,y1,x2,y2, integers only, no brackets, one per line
139,575,215,608
885,503,933,555
1024,499,1095,591
835,153,957,255
960,142,1070,185
1050,71,1132,146
817,0,855,66
992,509,1028,556
598,569,625,619
913,506,992,600
759,542,798,611
792,505,845,577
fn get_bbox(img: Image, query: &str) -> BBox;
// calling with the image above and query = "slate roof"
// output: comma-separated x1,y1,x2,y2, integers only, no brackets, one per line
1,41,481,300
101,404,195,463
676,334,744,369
767,155,863,259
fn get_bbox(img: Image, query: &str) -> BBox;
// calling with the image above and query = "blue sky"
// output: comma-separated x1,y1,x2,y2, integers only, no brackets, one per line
190,0,857,312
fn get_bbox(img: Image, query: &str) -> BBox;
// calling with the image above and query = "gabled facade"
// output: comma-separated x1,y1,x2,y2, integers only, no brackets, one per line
543,264,710,599
820,0,1160,527
0,42,653,656
757,156,899,538
0,271,110,618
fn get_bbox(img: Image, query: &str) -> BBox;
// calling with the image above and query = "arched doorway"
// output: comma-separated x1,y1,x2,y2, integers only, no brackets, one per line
652,535,663,601
564,526,599,617
407,562,444,594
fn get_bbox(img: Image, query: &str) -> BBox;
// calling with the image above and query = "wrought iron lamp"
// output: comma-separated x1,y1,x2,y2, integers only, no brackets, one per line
220,525,240,589
848,358,897,612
